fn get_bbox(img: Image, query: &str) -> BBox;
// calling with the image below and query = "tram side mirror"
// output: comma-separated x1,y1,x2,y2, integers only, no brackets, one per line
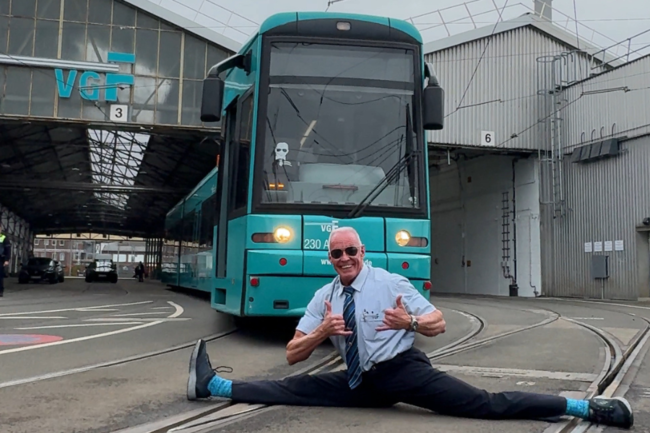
200,76,225,122
423,62,444,130
423,84,444,130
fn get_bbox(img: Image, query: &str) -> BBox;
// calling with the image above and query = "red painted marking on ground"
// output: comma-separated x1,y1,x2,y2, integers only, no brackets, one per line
0,334,64,346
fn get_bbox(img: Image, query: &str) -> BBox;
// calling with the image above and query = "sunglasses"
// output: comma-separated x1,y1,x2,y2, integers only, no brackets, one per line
330,246,359,259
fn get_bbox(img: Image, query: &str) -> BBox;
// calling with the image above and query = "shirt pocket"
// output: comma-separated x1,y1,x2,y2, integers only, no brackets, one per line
359,309,385,342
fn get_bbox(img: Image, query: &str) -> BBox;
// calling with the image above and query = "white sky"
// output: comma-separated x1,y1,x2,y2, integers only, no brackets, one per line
153,0,650,58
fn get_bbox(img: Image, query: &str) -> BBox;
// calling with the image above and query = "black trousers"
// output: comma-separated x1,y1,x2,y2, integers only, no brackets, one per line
0,264,4,294
232,347,567,421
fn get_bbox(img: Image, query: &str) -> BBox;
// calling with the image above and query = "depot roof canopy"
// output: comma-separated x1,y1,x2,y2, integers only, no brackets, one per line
0,120,219,237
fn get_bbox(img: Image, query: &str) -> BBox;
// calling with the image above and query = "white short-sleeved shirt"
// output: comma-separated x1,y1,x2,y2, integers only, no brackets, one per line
296,264,436,372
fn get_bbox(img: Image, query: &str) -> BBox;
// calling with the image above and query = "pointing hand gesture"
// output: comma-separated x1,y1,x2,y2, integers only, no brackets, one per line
376,294,412,331
320,301,352,337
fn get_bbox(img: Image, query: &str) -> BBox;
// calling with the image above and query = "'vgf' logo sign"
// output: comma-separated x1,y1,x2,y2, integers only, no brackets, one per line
55,52,135,102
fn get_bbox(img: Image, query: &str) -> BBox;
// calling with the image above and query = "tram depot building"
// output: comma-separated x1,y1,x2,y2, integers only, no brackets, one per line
1,0,650,301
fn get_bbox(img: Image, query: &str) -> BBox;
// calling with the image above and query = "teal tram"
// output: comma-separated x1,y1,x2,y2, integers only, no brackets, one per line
162,12,445,317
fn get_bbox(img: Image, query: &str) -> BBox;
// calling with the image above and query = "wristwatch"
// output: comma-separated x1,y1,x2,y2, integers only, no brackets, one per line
409,315,419,332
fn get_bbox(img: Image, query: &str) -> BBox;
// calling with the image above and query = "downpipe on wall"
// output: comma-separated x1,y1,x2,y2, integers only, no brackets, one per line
529,213,540,297
504,158,519,296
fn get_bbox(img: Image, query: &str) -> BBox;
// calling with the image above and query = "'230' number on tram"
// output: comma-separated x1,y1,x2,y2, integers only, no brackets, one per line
304,239,329,249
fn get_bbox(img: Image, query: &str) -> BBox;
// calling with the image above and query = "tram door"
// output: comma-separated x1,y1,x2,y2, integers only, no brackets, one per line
215,88,254,279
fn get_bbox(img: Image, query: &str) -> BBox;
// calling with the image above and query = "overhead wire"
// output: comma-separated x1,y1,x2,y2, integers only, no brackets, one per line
493,82,650,150
445,0,510,119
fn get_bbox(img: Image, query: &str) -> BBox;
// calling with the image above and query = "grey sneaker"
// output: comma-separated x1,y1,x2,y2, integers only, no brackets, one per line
187,339,233,400
587,396,633,429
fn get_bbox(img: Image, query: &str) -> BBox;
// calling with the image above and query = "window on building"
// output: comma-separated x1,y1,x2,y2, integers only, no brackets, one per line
44,240,49,246
34,239,40,245
59,240,65,246
60,253,65,261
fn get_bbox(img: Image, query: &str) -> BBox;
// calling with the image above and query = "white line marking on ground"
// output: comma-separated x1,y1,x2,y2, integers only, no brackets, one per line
0,329,235,390
0,316,68,320
84,318,190,322
0,301,153,317
432,365,599,382
545,298,650,311
167,301,183,318
15,322,143,330
0,301,181,356
110,312,168,317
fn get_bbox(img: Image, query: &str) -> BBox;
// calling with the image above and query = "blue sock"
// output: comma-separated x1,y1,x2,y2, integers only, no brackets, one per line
207,375,232,398
565,398,589,418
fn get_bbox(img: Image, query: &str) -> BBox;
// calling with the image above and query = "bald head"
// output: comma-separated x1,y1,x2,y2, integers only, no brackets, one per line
328,226,361,248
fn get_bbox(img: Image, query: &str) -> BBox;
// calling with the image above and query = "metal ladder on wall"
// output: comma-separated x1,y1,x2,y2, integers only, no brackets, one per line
536,52,586,218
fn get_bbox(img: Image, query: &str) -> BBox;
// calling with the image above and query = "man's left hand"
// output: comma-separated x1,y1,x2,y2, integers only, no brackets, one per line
376,295,411,331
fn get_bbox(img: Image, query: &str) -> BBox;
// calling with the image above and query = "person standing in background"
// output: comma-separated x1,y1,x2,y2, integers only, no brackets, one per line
0,222,11,297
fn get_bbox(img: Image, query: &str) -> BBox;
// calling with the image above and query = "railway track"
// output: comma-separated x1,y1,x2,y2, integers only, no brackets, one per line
113,299,650,433
0,328,239,390
437,296,650,433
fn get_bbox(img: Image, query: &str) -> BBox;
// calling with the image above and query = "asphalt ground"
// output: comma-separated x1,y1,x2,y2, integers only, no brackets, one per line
0,279,648,433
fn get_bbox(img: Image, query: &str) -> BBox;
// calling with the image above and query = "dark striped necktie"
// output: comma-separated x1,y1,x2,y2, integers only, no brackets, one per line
343,286,362,389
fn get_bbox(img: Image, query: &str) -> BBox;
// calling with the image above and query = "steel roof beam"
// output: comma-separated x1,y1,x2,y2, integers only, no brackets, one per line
0,179,183,194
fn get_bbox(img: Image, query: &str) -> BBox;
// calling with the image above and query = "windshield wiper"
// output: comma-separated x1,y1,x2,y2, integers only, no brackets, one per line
347,151,417,218
347,103,417,219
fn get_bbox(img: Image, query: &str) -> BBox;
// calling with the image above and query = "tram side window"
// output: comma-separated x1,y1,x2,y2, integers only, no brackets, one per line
230,93,253,212
168,221,181,244
200,194,216,248
182,211,196,245
171,220,183,245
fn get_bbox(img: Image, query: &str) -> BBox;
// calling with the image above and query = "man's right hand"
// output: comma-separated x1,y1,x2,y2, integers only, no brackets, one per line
286,301,350,365
320,301,352,337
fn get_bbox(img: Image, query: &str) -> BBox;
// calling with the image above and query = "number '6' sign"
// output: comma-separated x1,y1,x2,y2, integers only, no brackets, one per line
481,131,494,146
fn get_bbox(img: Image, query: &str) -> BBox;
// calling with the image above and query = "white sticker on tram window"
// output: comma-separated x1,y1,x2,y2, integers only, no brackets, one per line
274,142,292,167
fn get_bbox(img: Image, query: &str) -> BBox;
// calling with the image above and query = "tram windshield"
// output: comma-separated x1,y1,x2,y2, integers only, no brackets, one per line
259,42,423,211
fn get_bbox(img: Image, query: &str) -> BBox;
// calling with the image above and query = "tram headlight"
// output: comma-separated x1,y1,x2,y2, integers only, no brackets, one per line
395,230,411,247
273,227,292,243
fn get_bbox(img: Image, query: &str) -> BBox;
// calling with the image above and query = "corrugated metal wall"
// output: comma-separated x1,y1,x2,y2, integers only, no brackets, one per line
540,55,650,300
424,22,650,300
561,57,650,150
541,135,650,300
425,26,591,151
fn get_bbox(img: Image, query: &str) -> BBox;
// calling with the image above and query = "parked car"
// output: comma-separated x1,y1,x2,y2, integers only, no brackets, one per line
85,258,118,283
18,257,65,284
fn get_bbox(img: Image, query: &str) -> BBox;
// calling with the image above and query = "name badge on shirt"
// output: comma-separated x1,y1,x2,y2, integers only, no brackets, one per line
362,309,381,321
